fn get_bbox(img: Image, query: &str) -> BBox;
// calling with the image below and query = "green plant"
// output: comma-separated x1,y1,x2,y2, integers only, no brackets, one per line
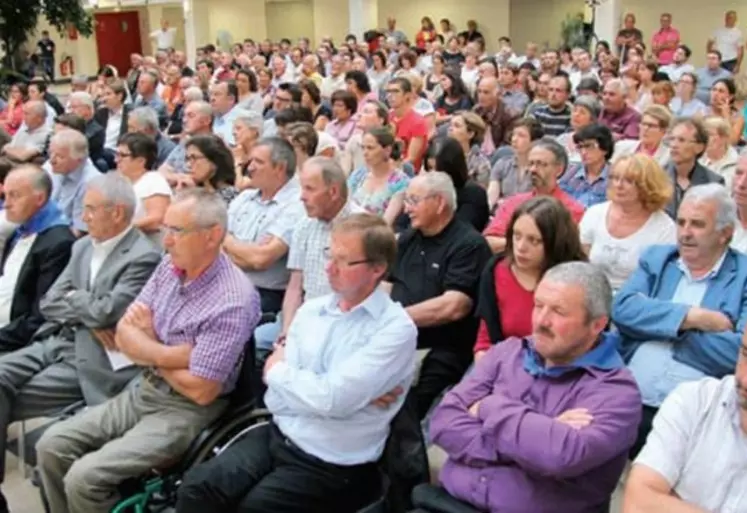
560,14,588,49
0,0,93,71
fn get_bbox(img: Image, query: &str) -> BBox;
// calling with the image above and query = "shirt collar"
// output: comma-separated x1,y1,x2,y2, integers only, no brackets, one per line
91,225,133,252
572,162,610,183
63,161,88,183
321,286,389,319
676,250,728,282
170,252,227,289
250,175,300,205
522,331,624,378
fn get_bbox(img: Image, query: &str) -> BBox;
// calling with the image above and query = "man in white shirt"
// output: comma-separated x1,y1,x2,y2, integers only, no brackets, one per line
1,101,50,163
320,56,346,101
708,10,744,73
210,81,240,146
570,50,600,94
659,45,696,84
623,332,747,512
150,19,177,52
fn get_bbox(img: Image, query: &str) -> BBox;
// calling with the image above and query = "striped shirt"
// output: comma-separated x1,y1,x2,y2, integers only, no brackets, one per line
530,103,572,137
136,253,261,392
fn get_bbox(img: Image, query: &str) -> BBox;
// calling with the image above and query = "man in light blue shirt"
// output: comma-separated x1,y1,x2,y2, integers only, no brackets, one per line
695,50,732,104
210,80,240,146
48,130,102,235
613,183,747,456
175,213,417,513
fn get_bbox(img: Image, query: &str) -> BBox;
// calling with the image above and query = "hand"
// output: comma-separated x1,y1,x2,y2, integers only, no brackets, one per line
122,302,156,339
173,174,195,189
92,329,117,350
262,345,285,382
370,386,404,408
683,307,733,332
555,408,593,429
468,400,482,417
231,144,246,163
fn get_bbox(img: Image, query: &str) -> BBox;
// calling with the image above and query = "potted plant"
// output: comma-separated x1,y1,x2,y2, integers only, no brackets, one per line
560,13,588,49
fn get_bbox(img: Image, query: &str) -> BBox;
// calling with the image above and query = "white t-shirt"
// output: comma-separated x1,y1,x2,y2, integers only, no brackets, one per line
711,27,744,62
151,27,176,50
133,171,172,246
731,222,747,254
580,202,676,290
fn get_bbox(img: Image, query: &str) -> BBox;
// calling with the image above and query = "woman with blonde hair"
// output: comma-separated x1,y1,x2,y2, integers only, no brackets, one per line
447,111,491,187
651,81,675,109
612,104,672,166
699,115,740,187
580,153,676,291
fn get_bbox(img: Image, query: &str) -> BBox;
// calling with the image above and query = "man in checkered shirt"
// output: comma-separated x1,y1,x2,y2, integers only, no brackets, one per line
36,189,261,513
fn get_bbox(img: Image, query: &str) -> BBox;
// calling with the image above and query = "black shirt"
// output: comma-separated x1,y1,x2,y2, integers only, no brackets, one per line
37,38,55,58
389,218,491,354
442,51,465,67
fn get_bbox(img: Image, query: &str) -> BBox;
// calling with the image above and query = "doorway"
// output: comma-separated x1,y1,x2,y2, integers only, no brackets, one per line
94,11,143,76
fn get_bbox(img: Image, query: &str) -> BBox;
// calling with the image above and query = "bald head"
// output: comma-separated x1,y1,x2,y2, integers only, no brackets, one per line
23,100,47,129
476,77,499,108
3,165,53,224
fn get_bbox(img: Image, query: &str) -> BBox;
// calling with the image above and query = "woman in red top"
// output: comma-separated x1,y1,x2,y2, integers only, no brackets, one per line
0,83,27,137
473,196,586,361
415,17,437,50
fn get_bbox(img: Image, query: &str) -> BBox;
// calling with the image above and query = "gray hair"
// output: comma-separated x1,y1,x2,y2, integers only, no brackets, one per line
183,86,205,103
542,261,612,320
682,183,737,230
71,75,89,87
86,173,137,222
304,156,348,199
256,137,297,179
173,188,228,234
233,109,264,136
187,100,213,119
129,106,159,133
574,94,602,120
26,100,47,119
413,171,457,211
605,78,628,96
50,129,89,160
69,91,95,110
531,136,568,173
10,164,53,200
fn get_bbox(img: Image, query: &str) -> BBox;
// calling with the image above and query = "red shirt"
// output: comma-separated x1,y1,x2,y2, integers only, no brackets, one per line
651,27,680,65
390,108,428,171
415,30,437,49
483,188,585,238
473,260,534,353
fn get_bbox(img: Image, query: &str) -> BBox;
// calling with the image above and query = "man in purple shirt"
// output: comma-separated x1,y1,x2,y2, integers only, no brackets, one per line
35,188,261,513
411,262,641,513
599,78,642,141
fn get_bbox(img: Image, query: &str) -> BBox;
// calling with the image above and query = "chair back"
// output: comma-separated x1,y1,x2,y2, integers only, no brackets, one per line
230,336,257,406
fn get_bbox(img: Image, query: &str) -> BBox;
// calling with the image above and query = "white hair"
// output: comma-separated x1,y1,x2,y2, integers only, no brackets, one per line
86,173,137,222
605,78,628,96
682,183,737,230
129,106,159,133
50,129,89,160
26,100,47,119
184,86,206,103
69,91,94,110
543,262,612,320
413,171,457,211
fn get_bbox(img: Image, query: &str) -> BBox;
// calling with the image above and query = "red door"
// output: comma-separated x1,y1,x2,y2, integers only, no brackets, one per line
94,11,142,77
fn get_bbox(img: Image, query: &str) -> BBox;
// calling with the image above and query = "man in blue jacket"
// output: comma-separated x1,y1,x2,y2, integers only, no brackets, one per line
613,183,747,456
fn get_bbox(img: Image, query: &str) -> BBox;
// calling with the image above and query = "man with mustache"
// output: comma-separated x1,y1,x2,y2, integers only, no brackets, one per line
622,330,747,512
483,137,584,253
613,183,747,458
410,262,641,513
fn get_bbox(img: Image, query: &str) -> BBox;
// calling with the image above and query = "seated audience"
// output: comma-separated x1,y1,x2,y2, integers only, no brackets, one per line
487,117,544,209
133,70,169,129
446,111,491,187
474,196,586,360
282,122,319,171
699,115,740,187
68,92,106,170
35,189,261,513
599,78,642,140
581,154,676,291
184,134,238,205
484,137,585,253
93,79,131,170
387,77,429,171
623,341,747,512
326,90,358,150
211,80,241,145
559,123,615,208
664,117,724,218
0,165,75,352
473,77,516,159
670,72,709,117
731,154,747,253
340,100,390,174
127,106,177,169
0,173,160,506
557,95,602,164
116,133,172,246
1,101,50,163
529,74,573,136
614,183,747,456
709,77,745,146
159,100,214,185
0,83,27,137
612,104,672,167
175,213,416,513
48,130,102,236
388,172,491,418
167,83,202,137
650,80,676,109
418,262,641,513
230,110,265,188
225,137,304,313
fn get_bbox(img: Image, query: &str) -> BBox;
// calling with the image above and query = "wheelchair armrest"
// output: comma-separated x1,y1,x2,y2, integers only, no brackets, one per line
260,312,277,325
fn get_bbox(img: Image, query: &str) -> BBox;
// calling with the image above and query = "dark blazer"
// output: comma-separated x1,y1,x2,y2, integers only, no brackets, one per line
475,253,506,345
85,119,106,165
0,225,75,351
665,161,725,218
94,104,131,142
44,92,65,116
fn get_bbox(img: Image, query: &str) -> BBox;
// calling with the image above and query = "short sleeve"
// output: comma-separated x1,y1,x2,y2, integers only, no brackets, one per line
134,259,168,308
443,238,491,299
266,201,305,246
287,218,309,271
490,158,505,182
347,167,366,193
411,116,429,139
388,171,410,196
137,172,172,200
579,203,602,245
483,197,517,237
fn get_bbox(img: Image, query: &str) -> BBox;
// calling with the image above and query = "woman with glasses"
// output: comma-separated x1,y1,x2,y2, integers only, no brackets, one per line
184,134,239,205
557,95,602,165
473,196,586,361
559,123,615,208
613,105,672,167
670,72,708,117
708,77,745,146
580,153,675,292
699,116,740,187
116,133,172,246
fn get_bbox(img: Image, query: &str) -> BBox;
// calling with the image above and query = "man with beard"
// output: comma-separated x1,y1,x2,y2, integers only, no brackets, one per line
483,137,584,253
622,331,747,512
613,183,747,458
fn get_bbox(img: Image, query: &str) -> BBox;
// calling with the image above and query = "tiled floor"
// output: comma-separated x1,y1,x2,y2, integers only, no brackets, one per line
3,422,45,513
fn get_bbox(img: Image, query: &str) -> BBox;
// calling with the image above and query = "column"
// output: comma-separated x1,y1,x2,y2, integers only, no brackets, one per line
182,0,196,67
592,0,621,53
348,0,377,41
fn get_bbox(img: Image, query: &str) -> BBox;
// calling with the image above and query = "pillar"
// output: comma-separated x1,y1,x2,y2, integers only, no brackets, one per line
348,0,377,41
183,0,196,66
591,0,621,52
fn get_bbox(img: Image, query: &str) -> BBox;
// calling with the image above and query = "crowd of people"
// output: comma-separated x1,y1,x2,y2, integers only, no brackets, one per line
0,8,743,513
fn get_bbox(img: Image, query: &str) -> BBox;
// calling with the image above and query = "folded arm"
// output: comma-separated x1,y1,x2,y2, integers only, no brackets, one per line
115,321,192,369
223,234,289,272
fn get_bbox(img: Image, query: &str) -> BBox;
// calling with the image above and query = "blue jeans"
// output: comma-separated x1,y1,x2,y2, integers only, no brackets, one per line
254,315,282,351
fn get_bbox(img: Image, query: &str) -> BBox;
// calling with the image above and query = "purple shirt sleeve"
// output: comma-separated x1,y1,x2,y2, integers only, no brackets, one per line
133,258,167,309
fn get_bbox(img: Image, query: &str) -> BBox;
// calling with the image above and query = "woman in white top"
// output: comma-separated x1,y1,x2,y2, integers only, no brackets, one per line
340,99,389,175
116,133,172,246
557,95,602,165
612,104,672,167
235,69,264,114
580,153,676,291
700,115,740,188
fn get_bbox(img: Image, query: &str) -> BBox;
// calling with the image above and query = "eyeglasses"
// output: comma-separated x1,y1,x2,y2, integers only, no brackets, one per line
403,193,437,206
385,88,403,95
323,247,371,267
114,150,133,159
82,203,114,215
663,135,699,145
639,121,661,130
527,160,554,169
185,154,207,163
576,141,600,151
161,223,208,237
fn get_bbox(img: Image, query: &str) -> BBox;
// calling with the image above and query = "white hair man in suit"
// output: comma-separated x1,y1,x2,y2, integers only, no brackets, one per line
0,172,162,512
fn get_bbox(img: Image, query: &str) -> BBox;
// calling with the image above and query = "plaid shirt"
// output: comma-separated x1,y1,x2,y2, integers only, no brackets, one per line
136,253,260,393
559,163,610,208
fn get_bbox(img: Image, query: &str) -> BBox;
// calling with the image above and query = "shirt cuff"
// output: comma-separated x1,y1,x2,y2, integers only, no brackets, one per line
265,359,290,388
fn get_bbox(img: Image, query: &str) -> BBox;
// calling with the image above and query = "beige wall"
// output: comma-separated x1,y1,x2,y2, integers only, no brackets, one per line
510,0,579,51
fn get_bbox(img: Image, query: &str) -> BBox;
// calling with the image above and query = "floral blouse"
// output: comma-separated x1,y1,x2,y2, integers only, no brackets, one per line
347,167,410,216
